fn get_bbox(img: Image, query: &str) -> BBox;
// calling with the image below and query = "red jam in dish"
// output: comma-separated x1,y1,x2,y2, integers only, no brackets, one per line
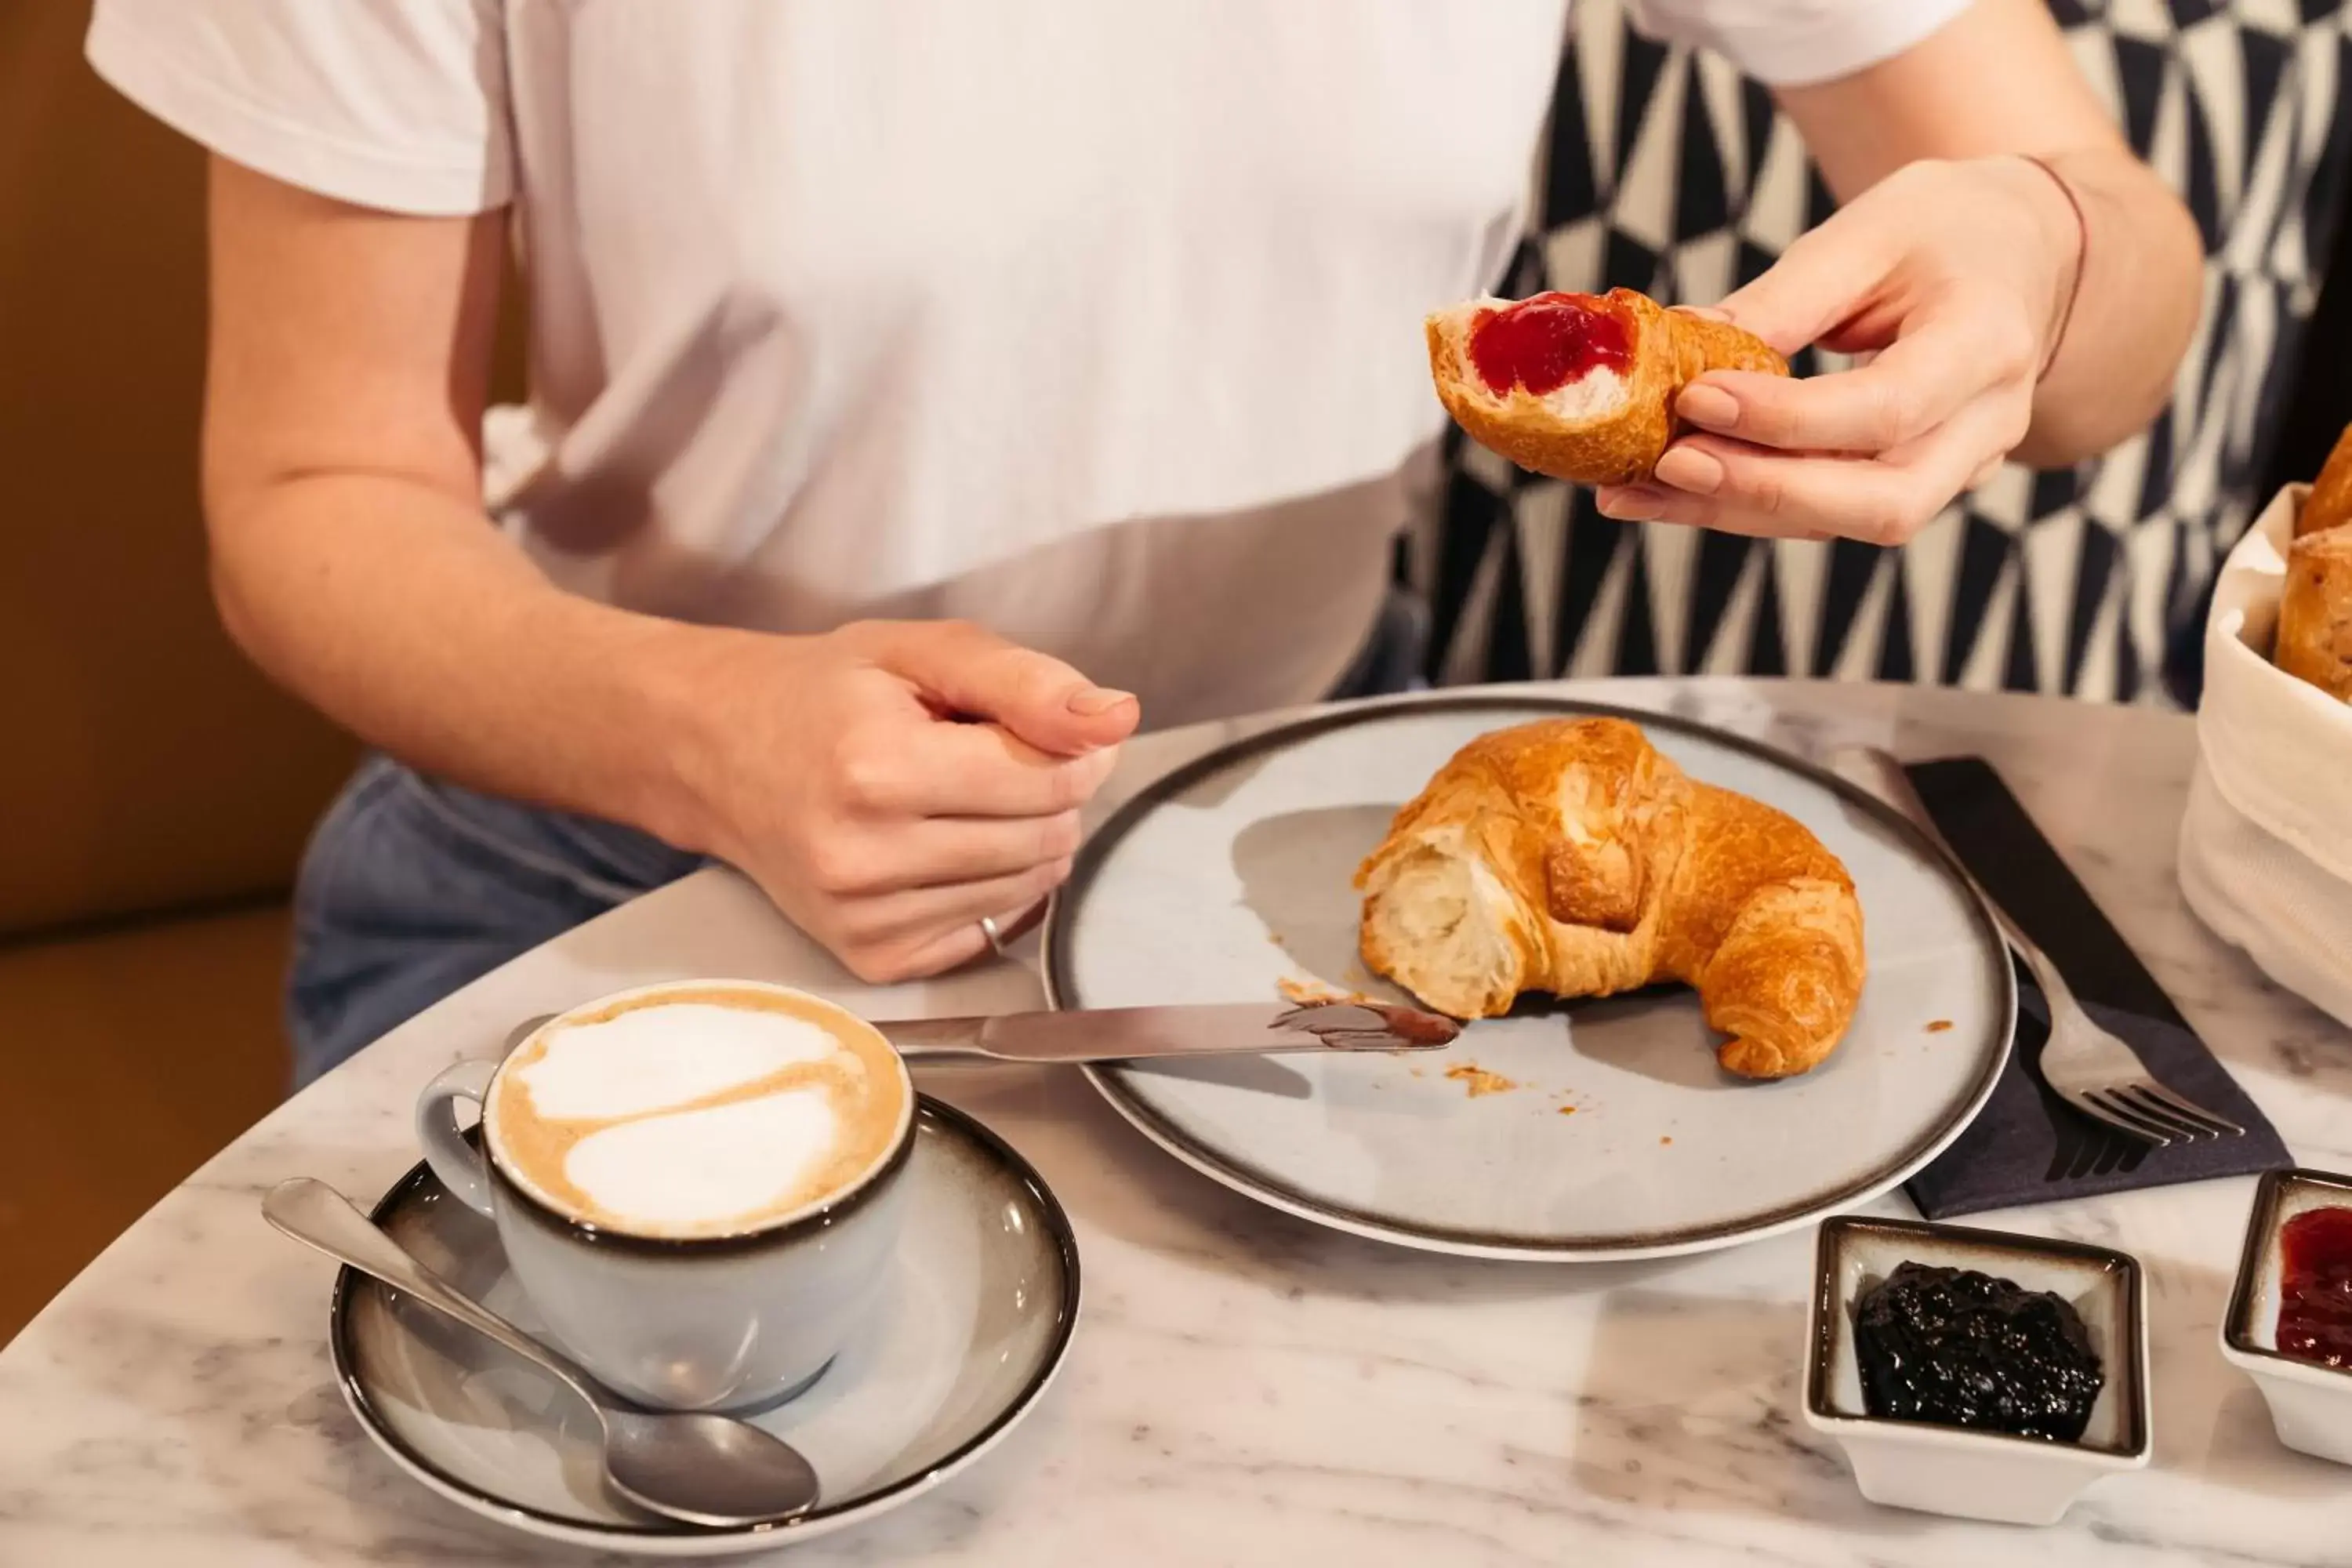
1466,292,1633,397
2278,1205,2352,1370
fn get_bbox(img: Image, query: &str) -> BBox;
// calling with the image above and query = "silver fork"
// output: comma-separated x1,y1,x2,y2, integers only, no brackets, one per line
1835,746,2243,1149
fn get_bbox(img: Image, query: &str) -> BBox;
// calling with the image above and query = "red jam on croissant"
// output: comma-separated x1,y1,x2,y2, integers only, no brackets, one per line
1465,292,1634,396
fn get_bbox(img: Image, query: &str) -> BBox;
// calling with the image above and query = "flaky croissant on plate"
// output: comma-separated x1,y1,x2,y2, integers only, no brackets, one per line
1355,717,1865,1079
1426,288,1787,487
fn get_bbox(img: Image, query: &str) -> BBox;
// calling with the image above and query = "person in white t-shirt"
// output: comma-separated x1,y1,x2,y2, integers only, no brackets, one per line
86,0,2199,1084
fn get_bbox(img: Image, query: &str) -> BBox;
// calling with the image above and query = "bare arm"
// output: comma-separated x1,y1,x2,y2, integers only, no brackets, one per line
202,157,1133,980
201,157,723,840
1775,0,2203,466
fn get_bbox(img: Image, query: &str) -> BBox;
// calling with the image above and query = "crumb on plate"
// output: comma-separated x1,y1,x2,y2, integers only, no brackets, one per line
1925,1018,1954,1034
1277,975,1382,1008
1444,1062,1518,1098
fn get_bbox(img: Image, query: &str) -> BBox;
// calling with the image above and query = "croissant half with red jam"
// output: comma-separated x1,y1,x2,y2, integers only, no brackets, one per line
1425,288,1788,488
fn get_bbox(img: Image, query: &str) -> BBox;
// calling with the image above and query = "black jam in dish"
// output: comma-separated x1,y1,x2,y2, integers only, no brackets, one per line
1853,1260,2104,1443
2278,1205,2352,1370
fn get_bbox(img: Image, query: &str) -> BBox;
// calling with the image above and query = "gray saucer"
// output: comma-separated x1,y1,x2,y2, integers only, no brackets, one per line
331,1097,1080,1557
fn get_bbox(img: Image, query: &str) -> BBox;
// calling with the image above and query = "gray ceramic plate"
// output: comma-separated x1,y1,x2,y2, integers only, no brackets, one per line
331,1098,1079,1557
1046,695,2014,1261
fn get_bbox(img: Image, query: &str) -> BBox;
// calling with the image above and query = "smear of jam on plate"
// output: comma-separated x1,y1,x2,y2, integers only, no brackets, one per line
1467,292,1632,396
2278,1205,2352,1370
1853,1261,2104,1443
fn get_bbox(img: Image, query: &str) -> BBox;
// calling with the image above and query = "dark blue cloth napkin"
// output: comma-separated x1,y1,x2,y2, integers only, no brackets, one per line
1900,757,2289,1218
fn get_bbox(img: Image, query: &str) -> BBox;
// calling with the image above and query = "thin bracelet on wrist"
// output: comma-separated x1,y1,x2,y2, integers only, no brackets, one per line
2017,153,2089,383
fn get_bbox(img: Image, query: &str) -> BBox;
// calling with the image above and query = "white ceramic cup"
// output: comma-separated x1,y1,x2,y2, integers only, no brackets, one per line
416,980,916,1412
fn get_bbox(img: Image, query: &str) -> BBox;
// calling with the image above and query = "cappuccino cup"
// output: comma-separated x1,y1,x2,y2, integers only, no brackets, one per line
416,979,915,1411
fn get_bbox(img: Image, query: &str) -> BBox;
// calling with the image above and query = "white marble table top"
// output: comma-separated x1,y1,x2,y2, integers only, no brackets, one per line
5,677,2350,1567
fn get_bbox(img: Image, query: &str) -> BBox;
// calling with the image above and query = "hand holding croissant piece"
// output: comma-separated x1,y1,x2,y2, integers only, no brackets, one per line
1425,288,1788,488
1355,717,1865,1079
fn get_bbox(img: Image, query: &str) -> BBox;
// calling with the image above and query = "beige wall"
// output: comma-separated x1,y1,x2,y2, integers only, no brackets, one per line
0,2,355,932
0,4,524,935
0,5,533,1334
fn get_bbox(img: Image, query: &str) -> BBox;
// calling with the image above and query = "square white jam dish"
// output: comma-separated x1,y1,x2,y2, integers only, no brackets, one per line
1802,1214,2151,1526
2220,1166,2352,1467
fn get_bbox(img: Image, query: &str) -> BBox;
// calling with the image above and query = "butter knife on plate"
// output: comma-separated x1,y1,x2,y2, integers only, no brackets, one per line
874,1000,1459,1065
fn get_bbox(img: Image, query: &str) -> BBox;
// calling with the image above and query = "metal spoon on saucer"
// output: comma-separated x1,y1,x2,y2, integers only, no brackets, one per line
263,1177,820,1528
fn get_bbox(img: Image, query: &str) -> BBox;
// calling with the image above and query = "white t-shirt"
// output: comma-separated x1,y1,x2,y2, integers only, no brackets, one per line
89,0,1968,728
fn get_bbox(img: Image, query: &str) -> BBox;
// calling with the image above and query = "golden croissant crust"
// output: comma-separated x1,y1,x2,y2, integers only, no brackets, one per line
1426,288,1788,488
1353,717,1865,1079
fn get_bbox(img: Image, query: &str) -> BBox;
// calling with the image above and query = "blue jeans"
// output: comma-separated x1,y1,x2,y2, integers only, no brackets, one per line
285,593,1431,1087
285,759,705,1087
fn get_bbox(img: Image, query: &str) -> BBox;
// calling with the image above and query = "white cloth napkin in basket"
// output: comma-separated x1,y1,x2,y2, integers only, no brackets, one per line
2179,482,2352,1030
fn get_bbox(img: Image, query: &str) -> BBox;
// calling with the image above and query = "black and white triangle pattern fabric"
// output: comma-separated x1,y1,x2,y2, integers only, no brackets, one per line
1421,0,2352,703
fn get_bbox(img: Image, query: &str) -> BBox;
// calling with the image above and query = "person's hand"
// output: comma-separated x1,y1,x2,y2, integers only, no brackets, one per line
675,619,1138,983
1595,155,2081,544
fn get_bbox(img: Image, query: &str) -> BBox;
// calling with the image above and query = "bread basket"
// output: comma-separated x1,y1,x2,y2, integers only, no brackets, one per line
2178,482,2352,1029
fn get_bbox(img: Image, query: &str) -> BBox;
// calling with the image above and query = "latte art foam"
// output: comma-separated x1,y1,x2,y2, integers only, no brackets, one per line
485,985,909,1240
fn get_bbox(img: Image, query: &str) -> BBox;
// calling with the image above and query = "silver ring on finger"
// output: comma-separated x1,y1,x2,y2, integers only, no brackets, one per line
978,913,1007,956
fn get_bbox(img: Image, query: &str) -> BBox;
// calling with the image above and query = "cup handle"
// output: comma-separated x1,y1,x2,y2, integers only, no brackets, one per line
416,1059,500,1219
